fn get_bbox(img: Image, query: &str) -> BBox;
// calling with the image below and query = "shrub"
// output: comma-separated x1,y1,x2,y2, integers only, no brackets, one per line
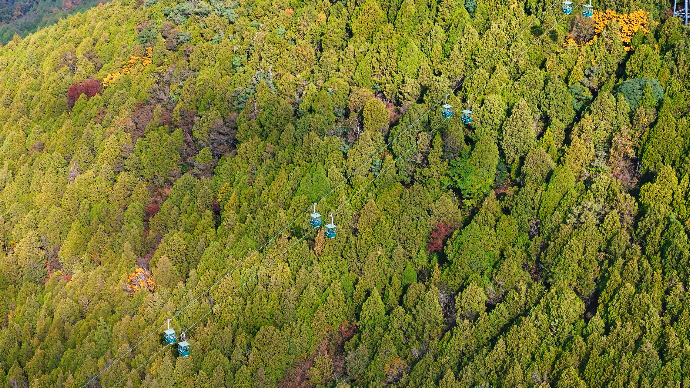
211,32,224,44
569,83,593,113
164,2,194,24
218,7,237,22
194,1,212,16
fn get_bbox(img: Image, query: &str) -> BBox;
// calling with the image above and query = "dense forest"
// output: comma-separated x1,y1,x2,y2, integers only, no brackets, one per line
0,0,689,385
0,0,109,44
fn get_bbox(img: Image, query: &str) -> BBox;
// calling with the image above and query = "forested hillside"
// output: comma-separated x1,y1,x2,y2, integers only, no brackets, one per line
0,0,689,386
0,0,108,44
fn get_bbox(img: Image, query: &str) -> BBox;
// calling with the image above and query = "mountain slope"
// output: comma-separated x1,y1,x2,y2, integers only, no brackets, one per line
0,0,690,386
0,0,112,44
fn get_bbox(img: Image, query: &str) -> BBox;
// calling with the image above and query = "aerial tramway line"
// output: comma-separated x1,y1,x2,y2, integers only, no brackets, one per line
148,0,591,363
84,0,592,385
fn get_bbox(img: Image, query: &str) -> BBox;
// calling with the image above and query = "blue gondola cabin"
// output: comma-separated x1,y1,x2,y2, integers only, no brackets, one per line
163,329,177,345
582,3,593,17
310,203,323,228
441,104,453,119
461,109,472,124
562,0,573,14
324,214,336,239
178,341,190,357
325,223,336,239
310,212,322,229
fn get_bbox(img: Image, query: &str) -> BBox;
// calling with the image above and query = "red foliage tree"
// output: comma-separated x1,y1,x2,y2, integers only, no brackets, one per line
427,222,455,253
144,203,160,222
66,78,102,108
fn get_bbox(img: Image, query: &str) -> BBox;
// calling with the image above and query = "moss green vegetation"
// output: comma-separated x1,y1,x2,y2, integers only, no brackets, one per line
0,0,689,386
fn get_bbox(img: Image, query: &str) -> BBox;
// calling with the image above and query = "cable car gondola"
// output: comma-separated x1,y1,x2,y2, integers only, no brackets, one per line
461,101,472,125
324,214,336,239
178,332,190,357
582,0,593,17
441,103,454,119
561,0,573,14
163,319,177,345
441,94,453,118
310,203,322,228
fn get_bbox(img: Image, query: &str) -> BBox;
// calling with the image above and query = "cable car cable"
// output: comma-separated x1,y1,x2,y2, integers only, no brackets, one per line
82,202,310,386
86,1,579,384
112,125,442,388
433,0,569,128
109,1,583,368
116,4,591,363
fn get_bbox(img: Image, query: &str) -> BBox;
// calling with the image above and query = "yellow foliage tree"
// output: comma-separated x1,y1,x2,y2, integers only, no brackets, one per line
124,267,157,295
102,47,154,88
564,9,650,51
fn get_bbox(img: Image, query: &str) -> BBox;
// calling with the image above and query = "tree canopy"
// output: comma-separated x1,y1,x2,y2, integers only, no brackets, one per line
0,0,689,386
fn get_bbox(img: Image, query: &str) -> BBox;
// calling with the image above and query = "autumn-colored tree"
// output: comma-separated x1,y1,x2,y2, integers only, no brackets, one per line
66,79,102,108
426,222,455,253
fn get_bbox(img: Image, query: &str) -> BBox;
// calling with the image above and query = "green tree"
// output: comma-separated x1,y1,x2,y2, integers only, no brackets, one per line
14,231,46,283
444,134,499,206
641,106,681,173
501,99,536,167
58,220,87,272
152,255,179,289
444,220,499,289
363,98,389,134
351,0,386,42
616,78,663,110
541,75,576,126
